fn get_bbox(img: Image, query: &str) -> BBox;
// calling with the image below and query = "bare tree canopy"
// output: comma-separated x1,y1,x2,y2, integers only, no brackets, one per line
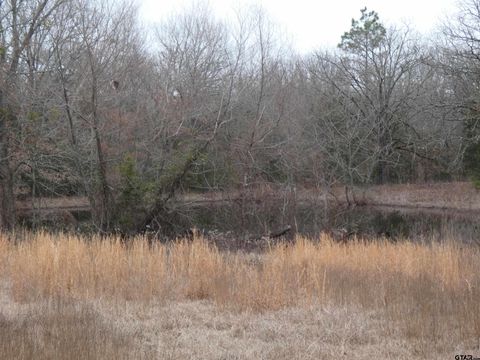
0,2,476,232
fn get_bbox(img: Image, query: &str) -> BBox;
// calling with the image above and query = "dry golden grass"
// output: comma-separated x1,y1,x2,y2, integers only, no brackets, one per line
0,301,151,359
0,231,479,358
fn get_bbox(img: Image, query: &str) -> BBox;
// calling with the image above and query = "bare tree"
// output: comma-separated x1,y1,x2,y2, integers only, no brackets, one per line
308,9,434,185
0,0,68,230
442,0,480,181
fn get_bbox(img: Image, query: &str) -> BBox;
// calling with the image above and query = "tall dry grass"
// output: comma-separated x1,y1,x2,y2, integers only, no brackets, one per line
1,231,479,349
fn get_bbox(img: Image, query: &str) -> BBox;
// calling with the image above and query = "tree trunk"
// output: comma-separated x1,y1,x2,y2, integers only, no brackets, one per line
92,122,112,232
90,81,112,232
0,90,16,230
376,121,389,184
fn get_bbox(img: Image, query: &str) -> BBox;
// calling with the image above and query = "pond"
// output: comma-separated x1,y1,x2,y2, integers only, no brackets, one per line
152,198,480,250
21,196,480,250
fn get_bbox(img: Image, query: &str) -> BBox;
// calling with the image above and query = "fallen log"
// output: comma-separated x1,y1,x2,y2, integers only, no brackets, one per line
269,225,292,239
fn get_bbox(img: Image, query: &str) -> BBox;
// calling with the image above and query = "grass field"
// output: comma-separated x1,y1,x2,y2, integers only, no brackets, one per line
0,232,479,359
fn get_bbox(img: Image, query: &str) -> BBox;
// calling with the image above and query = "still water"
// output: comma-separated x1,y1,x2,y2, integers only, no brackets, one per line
25,196,480,249
161,198,480,248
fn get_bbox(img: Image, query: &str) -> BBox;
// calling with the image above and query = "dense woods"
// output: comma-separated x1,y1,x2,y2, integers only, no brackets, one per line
1,0,480,232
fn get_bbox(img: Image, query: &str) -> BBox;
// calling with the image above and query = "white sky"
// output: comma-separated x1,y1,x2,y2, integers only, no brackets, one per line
139,0,459,53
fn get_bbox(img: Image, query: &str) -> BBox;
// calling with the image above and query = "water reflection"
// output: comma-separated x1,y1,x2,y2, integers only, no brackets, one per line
171,199,480,246
21,197,480,249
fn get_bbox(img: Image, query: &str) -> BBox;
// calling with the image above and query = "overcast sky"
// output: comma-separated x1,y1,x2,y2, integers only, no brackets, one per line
139,0,459,53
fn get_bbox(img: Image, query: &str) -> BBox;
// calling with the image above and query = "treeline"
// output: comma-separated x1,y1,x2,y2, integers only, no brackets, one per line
1,0,480,232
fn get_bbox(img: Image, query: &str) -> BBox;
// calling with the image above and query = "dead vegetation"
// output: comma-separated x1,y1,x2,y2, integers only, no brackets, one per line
0,232,479,358
340,181,480,211
0,302,152,360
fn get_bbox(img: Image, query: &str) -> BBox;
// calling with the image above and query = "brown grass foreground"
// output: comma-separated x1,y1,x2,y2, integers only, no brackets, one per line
0,232,479,358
